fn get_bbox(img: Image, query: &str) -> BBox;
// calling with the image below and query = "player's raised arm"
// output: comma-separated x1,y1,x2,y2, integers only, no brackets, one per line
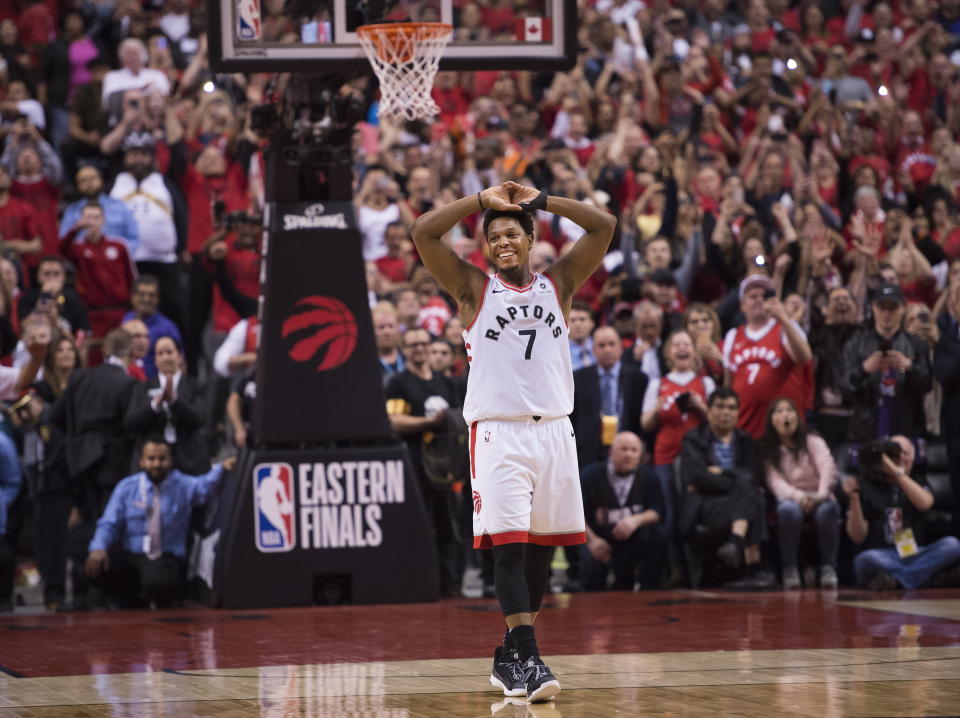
503,182,617,309
411,187,520,323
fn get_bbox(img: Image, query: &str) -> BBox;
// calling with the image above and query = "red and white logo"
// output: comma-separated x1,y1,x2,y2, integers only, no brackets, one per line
516,17,552,42
473,490,482,514
282,295,357,371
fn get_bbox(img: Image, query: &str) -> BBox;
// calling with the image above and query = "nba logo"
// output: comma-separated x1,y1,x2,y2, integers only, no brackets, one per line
237,0,261,40
253,463,296,553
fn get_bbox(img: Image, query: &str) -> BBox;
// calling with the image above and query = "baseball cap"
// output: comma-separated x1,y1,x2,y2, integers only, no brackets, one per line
648,268,677,286
738,274,775,300
872,283,905,306
613,301,636,317
121,132,156,153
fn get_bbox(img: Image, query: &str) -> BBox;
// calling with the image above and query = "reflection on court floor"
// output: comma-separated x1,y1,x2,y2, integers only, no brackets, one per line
0,592,958,716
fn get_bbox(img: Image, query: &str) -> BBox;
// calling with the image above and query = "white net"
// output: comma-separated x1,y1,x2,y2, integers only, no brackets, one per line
357,23,453,122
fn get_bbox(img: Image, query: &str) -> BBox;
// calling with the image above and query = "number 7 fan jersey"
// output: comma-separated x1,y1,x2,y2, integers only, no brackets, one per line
462,273,573,424
722,318,806,438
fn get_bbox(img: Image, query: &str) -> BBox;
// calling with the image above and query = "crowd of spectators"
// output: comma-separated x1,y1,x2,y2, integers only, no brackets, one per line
371,0,960,595
0,0,959,609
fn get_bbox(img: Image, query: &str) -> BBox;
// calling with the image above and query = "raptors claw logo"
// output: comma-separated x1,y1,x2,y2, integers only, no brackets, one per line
472,490,482,514
282,295,358,371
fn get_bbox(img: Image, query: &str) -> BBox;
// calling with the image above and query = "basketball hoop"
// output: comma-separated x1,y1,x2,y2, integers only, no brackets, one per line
357,22,453,122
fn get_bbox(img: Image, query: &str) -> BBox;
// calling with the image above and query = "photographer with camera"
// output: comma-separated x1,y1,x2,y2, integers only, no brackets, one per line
840,284,932,443
844,435,960,590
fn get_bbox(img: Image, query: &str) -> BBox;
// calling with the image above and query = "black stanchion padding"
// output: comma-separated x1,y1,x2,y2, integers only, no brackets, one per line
189,444,439,608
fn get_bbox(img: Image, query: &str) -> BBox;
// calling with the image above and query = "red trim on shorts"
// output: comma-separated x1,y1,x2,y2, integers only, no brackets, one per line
473,530,586,549
541,273,569,328
469,421,478,479
464,276,490,332
495,273,536,292
474,531,529,549
530,531,586,546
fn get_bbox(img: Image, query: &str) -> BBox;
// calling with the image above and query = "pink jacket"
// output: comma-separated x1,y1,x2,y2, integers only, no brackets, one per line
765,434,838,502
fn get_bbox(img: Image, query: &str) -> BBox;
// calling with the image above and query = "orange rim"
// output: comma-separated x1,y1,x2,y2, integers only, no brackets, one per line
358,22,452,64
356,22,454,44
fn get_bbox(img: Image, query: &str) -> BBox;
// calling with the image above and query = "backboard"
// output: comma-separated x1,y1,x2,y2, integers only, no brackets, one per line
208,0,575,73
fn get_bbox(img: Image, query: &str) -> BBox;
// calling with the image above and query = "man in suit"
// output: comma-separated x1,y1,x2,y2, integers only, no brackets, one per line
571,325,648,468
124,336,208,475
580,431,666,591
51,327,137,607
678,387,776,589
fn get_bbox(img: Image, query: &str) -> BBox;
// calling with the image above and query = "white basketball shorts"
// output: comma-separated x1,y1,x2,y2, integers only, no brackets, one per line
469,415,586,549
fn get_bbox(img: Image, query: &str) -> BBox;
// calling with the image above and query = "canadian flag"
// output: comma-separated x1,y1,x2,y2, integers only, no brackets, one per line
516,17,552,43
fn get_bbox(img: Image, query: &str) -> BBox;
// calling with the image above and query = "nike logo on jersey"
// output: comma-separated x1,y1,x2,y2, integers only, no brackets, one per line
491,288,505,294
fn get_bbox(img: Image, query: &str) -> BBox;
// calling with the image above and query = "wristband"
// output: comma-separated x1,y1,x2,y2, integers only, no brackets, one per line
477,192,485,211
519,190,548,213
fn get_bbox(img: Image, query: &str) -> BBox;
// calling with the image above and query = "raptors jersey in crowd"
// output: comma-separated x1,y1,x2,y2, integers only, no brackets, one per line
649,372,715,466
723,319,806,438
462,273,573,423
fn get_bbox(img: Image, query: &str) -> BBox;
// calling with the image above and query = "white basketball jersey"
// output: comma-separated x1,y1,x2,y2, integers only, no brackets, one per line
462,273,574,423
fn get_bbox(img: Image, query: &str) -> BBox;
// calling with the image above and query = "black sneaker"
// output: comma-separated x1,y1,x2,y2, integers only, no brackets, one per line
490,646,526,697
865,570,899,591
520,655,561,702
715,540,744,570
724,568,779,591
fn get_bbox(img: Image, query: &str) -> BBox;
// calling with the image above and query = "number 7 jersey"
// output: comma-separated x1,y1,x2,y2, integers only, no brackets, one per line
462,273,574,424
722,318,803,438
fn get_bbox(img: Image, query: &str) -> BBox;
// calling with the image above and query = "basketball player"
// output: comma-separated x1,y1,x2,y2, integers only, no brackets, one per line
412,182,616,701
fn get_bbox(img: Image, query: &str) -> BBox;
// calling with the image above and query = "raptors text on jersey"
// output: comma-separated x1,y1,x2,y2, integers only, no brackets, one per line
462,273,574,424
723,319,805,438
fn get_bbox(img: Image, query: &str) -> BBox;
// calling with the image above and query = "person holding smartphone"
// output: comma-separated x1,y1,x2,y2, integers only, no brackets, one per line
840,284,932,443
641,329,715,543
722,275,813,439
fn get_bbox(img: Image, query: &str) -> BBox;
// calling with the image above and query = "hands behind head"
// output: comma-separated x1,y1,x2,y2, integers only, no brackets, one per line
480,184,520,212
481,182,541,212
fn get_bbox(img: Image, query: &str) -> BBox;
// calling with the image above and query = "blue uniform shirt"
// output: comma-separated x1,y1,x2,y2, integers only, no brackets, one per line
90,465,225,558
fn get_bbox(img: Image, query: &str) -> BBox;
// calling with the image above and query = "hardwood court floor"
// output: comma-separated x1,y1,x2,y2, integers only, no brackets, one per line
0,589,958,717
